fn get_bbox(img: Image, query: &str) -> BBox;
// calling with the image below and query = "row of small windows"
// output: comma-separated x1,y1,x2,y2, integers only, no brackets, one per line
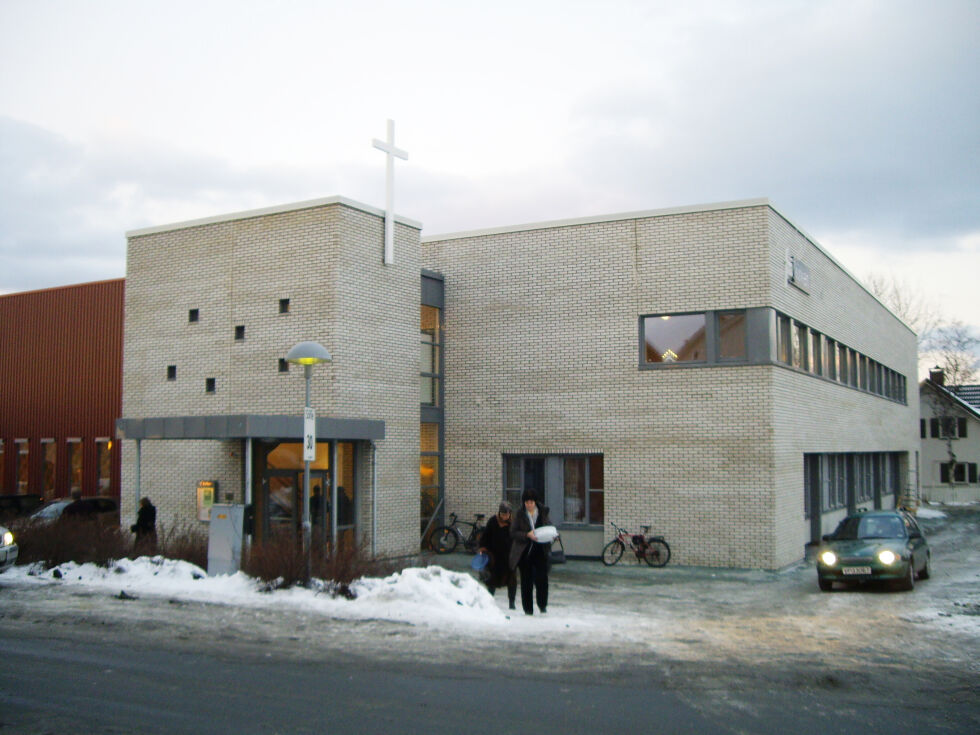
921,417,969,439
187,299,291,324
776,313,907,403
804,452,903,517
169,299,298,390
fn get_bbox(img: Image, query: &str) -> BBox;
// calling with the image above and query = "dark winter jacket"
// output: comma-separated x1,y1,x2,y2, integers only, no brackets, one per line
479,514,515,585
508,504,552,570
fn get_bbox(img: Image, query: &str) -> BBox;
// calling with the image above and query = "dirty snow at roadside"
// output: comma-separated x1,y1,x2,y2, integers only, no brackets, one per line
3,557,593,634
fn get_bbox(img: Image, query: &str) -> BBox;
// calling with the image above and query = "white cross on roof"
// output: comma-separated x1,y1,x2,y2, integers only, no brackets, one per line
372,119,409,265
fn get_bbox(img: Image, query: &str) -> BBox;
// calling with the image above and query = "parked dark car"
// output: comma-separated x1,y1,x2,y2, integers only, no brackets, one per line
30,497,119,524
816,509,930,592
0,524,17,573
0,494,44,521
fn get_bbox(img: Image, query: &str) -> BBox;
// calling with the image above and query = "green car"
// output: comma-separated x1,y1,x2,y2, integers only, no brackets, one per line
816,509,931,592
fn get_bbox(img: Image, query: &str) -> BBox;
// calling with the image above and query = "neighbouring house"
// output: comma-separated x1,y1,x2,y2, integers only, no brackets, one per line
919,369,980,504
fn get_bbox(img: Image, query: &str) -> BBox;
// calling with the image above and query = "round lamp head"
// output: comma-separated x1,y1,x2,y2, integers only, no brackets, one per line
285,341,332,365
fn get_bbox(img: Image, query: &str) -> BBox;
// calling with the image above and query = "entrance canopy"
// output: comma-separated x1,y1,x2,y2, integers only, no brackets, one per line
116,415,385,441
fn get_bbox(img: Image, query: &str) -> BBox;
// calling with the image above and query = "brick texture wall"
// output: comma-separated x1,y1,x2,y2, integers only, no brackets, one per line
423,202,918,569
121,200,421,556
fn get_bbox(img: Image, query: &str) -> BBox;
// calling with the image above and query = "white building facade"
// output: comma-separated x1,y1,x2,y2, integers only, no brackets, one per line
118,196,919,570
919,374,980,504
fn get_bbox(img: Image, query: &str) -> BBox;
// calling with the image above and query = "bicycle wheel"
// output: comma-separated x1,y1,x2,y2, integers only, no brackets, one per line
430,526,458,554
601,539,625,566
642,538,671,567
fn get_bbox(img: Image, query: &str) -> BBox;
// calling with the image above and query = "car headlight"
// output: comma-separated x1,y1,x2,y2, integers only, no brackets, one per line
1,530,12,546
819,550,837,566
877,549,898,565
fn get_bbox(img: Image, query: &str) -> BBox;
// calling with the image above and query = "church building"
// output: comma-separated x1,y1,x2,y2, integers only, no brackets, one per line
115,194,918,569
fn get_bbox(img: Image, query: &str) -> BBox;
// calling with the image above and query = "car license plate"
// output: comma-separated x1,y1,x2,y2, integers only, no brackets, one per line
842,566,871,575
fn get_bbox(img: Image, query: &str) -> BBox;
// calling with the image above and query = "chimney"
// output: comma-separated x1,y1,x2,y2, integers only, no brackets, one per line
929,366,945,385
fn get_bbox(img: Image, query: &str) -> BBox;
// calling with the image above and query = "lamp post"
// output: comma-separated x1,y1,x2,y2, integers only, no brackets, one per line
285,340,332,586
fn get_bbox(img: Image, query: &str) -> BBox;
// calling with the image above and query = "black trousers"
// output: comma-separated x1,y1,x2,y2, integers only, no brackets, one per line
517,543,549,614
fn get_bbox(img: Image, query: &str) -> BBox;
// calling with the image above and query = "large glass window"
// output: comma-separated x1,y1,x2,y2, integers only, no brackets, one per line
811,331,823,376
16,440,29,493
644,314,707,363
777,315,792,364
718,311,747,360
67,440,83,493
420,423,441,535
503,455,603,525
96,439,112,496
421,305,441,406
42,440,56,500
792,323,807,369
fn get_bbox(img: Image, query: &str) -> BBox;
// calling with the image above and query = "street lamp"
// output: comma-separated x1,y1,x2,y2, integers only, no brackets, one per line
285,340,332,585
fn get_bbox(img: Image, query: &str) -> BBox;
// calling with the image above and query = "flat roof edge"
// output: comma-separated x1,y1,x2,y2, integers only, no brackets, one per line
421,198,772,243
116,415,386,441
127,196,422,238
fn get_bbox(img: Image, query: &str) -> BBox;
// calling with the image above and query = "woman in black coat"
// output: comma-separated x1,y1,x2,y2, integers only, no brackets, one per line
508,490,552,615
478,502,517,609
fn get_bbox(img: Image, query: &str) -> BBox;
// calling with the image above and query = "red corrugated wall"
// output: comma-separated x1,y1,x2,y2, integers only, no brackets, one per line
0,279,124,499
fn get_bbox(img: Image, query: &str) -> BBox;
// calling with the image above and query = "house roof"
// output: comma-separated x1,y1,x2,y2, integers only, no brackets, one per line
921,380,980,421
953,384,980,411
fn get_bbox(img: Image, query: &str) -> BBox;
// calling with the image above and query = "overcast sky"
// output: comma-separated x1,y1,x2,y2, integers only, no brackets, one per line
1,0,977,340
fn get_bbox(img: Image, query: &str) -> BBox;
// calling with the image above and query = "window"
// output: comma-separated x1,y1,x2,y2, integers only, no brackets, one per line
167,365,177,381
67,439,82,493
718,311,746,360
96,439,112,495
777,314,791,364
644,313,707,363
930,417,968,439
235,325,245,341
825,339,836,380
188,308,199,323
503,455,604,525
421,305,441,406
278,358,289,373
811,332,823,376
941,462,978,484
205,378,216,393
15,439,28,493
42,440,56,500
838,343,848,384
279,298,290,314
809,451,905,513
420,423,442,535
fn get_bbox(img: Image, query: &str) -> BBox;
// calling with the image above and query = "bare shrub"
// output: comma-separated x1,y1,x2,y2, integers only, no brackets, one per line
10,518,129,568
244,531,403,593
155,521,208,569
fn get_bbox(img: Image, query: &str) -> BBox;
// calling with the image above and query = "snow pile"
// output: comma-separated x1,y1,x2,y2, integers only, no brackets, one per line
6,557,522,631
915,506,948,519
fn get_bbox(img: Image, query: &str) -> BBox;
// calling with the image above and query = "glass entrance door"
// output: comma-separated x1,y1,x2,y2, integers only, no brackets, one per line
261,468,330,541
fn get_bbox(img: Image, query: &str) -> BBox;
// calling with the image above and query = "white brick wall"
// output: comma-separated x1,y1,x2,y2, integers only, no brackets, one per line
423,202,918,569
121,200,421,556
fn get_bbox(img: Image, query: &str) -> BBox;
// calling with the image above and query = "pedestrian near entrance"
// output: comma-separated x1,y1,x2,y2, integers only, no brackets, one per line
478,501,517,609
509,490,551,615
131,497,157,554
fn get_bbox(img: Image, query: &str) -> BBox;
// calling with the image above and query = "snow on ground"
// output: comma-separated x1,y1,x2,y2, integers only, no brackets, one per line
2,504,978,663
4,557,593,636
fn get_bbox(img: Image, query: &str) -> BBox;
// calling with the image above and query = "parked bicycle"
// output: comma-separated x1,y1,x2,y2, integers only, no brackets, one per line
429,512,486,554
602,522,671,567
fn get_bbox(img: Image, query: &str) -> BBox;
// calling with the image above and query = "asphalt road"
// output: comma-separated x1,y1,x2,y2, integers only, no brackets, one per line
1,621,972,735
1,506,978,734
